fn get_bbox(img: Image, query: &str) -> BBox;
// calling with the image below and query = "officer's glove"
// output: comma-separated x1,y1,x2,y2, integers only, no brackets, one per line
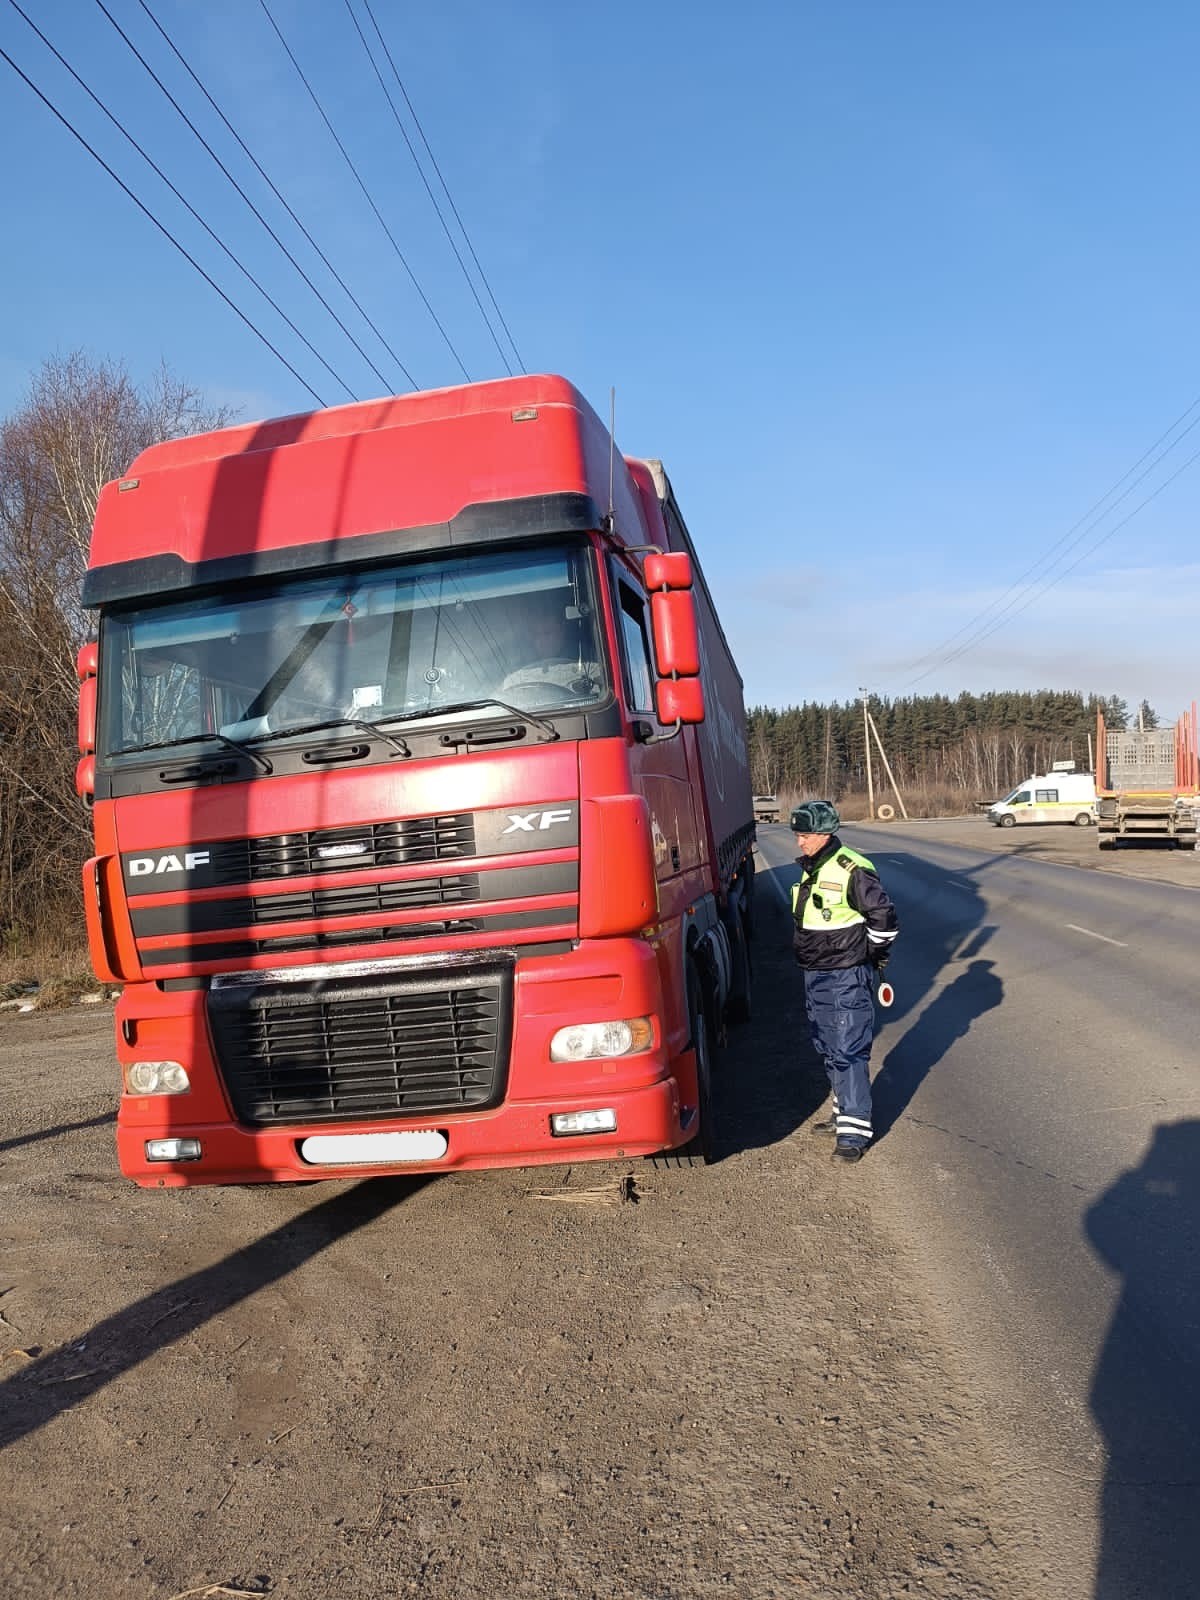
869,944,891,972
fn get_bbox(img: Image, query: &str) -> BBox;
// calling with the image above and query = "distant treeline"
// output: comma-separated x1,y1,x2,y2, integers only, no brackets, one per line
748,690,1157,809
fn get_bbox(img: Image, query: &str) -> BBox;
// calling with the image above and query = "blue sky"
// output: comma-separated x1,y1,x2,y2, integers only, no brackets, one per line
2,1,1198,719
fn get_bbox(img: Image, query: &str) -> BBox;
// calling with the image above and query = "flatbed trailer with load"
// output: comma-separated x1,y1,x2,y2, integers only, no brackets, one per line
1095,706,1200,849
77,376,756,1187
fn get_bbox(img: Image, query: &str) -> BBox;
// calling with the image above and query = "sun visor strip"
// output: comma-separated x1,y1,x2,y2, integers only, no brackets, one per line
82,492,602,608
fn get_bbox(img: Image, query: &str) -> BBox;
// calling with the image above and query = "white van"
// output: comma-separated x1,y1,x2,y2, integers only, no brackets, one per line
988,772,1097,828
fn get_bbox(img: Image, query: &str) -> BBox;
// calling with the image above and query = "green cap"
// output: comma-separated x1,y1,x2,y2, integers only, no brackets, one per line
790,800,840,834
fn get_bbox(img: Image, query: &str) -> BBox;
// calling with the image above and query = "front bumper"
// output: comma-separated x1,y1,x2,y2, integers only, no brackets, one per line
118,1075,681,1186
114,937,692,1187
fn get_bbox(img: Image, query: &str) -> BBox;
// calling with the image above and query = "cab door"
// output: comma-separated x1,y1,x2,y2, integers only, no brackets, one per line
610,568,698,896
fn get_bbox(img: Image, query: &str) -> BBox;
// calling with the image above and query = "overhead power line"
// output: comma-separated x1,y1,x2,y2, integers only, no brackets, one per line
92,0,391,398
259,0,472,382
908,440,1200,685
135,0,417,393
342,0,511,376
10,0,354,403
903,395,1200,688
0,41,326,406
359,0,526,374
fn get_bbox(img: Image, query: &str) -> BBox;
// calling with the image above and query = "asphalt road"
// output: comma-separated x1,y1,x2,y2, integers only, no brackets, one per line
756,818,1200,1600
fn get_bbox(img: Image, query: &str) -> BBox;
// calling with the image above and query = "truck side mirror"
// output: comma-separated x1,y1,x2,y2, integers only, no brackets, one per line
650,590,700,677
643,551,705,736
77,641,98,801
644,552,693,591
655,677,705,725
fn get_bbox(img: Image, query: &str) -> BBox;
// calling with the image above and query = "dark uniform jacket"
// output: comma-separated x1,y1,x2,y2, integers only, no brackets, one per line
791,834,899,970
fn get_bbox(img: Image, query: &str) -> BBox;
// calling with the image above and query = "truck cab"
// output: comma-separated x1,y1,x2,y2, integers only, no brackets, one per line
77,377,756,1187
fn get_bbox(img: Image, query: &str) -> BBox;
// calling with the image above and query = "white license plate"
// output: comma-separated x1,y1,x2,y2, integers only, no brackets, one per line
299,1130,448,1166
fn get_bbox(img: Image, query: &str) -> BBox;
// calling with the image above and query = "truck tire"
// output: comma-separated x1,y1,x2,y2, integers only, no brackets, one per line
876,803,895,821
999,813,1016,828
726,911,753,1024
1074,812,1094,827
652,962,716,1168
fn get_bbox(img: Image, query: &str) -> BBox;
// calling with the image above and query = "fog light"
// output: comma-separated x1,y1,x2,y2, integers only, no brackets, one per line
144,1138,202,1162
549,1018,653,1062
125,1060,190,1095
550,1109,618,1137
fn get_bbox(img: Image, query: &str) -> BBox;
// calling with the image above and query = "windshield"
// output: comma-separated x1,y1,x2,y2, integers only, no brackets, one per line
99,543,609,758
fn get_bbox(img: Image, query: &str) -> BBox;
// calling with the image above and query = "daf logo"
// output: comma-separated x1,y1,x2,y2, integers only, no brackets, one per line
128,851,211,876
501,809,573,834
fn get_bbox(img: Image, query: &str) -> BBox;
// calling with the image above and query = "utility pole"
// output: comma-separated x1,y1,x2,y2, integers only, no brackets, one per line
859,687,875,819
867,709,910,819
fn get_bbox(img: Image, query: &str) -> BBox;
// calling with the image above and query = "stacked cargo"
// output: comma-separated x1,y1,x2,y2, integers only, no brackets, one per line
1095,706,1200,848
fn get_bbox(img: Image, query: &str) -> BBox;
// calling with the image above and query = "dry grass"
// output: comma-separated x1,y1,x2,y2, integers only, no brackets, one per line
0,936,106,1007
777,784,985,824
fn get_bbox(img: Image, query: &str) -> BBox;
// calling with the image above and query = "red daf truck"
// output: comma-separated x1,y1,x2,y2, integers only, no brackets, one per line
76,376,755,1187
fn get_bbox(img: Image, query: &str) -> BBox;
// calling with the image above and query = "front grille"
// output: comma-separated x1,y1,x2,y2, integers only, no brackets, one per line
208,962,511,1126
242,872,481,926
203,814,476,888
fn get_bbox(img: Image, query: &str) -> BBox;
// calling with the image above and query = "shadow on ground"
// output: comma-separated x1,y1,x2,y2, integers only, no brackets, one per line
0,1176,427,1451
1086,1118,1200,1600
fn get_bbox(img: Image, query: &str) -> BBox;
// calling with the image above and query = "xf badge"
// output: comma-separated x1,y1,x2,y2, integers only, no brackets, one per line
502,809,573,834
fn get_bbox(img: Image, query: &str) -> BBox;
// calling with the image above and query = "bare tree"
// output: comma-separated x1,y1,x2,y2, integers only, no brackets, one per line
0,352,235,944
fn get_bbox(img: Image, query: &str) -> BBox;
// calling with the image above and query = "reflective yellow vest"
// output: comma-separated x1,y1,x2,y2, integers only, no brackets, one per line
790,847,875,931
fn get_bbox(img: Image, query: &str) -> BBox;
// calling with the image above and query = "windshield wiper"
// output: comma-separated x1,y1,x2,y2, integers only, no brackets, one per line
118,731,273,774
245,715,411,757
387,699,560,743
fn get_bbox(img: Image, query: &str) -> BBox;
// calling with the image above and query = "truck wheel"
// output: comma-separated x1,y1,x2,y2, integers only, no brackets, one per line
653,963,715,1168
1074,812,1094,827
726,912,753,1024
999,813,1016,828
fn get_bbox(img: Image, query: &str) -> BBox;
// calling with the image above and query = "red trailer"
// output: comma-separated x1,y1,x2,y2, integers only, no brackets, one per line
76,376,755,1186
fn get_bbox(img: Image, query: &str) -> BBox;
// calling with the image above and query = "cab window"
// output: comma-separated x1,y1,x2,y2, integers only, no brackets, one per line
615,581,655,714
1013,791,1031,805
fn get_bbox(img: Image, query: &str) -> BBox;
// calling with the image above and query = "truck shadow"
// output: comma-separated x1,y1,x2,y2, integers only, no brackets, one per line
0,1176,427,1452
0,1111,115,1155
1084,1118,1200,1600
712,863,827,1155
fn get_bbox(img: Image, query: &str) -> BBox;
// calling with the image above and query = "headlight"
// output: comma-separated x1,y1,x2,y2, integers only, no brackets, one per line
549,1018,653,1062
145,1138,201,1162
124,1060,190,1095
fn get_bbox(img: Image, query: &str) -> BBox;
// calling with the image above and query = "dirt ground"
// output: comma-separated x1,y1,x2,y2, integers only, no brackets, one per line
0,888,1048,1600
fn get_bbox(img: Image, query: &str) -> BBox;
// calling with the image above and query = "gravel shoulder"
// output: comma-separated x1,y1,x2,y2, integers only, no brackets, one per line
0,891,1043,1600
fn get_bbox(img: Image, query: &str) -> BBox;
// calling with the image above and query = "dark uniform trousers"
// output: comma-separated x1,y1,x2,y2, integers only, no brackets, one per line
803,966,875,1147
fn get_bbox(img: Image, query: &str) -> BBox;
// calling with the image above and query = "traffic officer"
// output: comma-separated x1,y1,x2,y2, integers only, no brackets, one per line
789,800,898,1163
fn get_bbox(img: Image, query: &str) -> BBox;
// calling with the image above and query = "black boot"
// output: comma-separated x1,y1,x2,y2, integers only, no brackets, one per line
831,1141,865,1163
809,1115,838,1135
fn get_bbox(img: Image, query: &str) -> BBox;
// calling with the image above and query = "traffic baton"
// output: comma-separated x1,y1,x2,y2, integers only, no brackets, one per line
877,979,895,1008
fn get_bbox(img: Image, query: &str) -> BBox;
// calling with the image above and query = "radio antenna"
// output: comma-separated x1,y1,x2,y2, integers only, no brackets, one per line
606,386,616,532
